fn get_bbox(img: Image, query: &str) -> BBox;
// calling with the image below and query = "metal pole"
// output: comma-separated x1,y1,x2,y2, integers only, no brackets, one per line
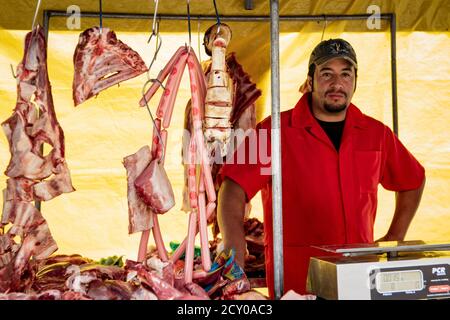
34,10,51,212
390,13,399,136
270,0,283,300
46,11,392,22
43,10,50,39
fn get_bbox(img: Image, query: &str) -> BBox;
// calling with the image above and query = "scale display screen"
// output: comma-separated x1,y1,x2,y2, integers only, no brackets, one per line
376,270,423,293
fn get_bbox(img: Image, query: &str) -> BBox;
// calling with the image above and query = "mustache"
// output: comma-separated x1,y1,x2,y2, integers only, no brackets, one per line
325,90,347,97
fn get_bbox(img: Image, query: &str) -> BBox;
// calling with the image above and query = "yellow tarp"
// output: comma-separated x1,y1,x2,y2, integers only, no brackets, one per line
0,3,449,261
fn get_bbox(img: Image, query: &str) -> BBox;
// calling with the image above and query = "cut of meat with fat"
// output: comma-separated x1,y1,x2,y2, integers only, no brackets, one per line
4,178,35,202
134,159,175,214
15,221,57,263
0,25,72,294
73,27,148,106
33,162,75,201
2,201,45,236
1,25,74,191
0,218,57,293
123,146,154,234
2,112,54,181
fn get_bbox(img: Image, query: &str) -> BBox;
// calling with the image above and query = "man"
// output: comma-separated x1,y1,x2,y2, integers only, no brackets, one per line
217,39,426,297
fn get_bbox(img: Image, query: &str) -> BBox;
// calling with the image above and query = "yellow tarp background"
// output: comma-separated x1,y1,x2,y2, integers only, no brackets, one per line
0,1,449,261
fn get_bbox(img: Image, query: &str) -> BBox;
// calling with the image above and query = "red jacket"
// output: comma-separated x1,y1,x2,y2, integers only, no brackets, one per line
220,93,425,297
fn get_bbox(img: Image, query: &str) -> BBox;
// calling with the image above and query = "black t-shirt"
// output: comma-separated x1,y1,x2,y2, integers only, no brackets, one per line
316,118,346,151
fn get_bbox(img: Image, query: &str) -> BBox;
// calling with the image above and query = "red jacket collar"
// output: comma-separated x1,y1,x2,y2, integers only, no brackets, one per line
290,93,368,130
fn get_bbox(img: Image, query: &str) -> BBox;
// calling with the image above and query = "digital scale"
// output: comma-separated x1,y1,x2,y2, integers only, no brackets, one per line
306,240,450,300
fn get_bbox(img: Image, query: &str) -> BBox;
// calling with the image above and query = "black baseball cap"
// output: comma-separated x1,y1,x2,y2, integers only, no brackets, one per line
309,38,357,69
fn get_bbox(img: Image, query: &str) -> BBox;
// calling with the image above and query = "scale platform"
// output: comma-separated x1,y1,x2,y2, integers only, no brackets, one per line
306,240,450,300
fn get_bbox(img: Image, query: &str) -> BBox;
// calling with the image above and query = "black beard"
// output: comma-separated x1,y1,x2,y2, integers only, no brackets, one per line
324,103,347,113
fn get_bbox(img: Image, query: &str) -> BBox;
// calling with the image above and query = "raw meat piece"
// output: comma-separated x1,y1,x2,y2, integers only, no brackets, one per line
123,146,154,234
33,162,75,201
134,159,175,214
73,27,148,106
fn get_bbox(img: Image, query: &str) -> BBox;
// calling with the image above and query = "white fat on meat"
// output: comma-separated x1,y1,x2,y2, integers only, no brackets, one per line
4,178,35,202
4,201,44,236
146,256,169,278
13,220,57,273
72,27,147,106
33,162,75,201
65,265,97,294
123,146,154,234
134,159,175,214
2,113,53,180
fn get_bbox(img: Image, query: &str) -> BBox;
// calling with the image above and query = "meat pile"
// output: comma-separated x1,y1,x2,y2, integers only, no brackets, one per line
72,27,148,106
209,217,265,278
0,253,267,300
1,25,75,293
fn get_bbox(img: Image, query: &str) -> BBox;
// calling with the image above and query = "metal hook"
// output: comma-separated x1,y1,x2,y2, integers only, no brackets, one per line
31,0,42,30
141,0,165,162
146,22,162,81
151,0,160,36
10,64,18,79
146,1,162,80
99,0,103,34
141,79,166,163
213,0,221,36
186,0,192,52
321,15,328,41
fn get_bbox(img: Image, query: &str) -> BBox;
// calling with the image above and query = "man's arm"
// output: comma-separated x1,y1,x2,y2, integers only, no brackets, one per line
377,177,426,241
217,178,247,267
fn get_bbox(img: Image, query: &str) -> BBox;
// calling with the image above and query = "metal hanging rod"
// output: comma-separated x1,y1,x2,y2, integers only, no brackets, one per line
46,10,393,22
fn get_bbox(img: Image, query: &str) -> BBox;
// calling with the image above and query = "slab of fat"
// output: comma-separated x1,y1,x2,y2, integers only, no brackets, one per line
204,104,233,118
204,117,231,128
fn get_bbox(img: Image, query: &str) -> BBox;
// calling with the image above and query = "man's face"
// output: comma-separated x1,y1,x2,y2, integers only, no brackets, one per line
310,58,356,114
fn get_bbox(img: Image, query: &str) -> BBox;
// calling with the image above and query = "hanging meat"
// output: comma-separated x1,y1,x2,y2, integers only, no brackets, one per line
201,23,261,158
72,26,148,106
1,25,75,293
138,44,217,283
181,23,261,226
202,24,234,158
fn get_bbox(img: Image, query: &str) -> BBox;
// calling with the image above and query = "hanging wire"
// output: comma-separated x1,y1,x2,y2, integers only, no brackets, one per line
150,0,160,38
141,0,165,163
22,0,42,79
186,0,192,52
146,17,162,79
141,86,166,163
321,15,328,41
99,0,103,34
145,0,162,81
31,0,42,30
213,0,221,35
